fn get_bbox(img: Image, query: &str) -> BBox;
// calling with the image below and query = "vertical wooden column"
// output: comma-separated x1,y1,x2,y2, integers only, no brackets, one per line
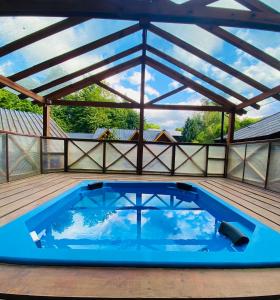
137,27,147,175
220,112,225,143
43,104,50,137
227,112,235,144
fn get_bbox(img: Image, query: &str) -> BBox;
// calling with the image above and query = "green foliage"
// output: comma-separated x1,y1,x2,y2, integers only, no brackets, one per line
0,89,42,113
182,110,259,144
144,122,161,130
51,84,140,132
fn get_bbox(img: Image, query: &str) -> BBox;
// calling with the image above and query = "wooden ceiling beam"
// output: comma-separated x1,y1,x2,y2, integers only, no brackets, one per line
96,81,138,104
0,75,44,104
237,84,280,110
50,99,230,112
50,100,140,109
3,23,140,86
46,57,141,100
146,45,260,109
0,17,91,57
146,85,187,105
200,25,280,71
18,44,142,99
145,56,236,110
0,0,279,31
149,24,280,101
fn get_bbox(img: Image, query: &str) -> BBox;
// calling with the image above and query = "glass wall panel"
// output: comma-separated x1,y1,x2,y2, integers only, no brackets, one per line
227,144,246,181
243,143,269,188
0,134,7,183
42,138,65,172
8,134,40,181
267,141,280,192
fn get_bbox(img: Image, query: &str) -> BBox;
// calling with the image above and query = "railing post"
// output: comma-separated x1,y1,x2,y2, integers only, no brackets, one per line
64,138,68,172
5,133,9,182
103,141,106,173
171,143,176,176
40,137,43,174
205,145,209,177
224,145,228,178
264,142,272,189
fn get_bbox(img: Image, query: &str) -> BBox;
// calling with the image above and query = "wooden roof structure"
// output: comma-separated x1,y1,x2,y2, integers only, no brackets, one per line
0,0,279,145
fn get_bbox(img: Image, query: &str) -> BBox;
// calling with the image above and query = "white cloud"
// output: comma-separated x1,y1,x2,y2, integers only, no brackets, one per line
169,81,180,89
127,69,154,85
145,85,160,97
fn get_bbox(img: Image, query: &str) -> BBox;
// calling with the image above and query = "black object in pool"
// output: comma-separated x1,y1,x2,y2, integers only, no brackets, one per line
176,182,193,191
219,221,249,246
87,182,103,190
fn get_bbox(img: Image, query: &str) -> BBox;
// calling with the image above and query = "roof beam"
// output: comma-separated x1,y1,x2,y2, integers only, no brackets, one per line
146,85,187,105
237,84,280,110
50,99,229,112
0,17,90,57
145,57,236,110
0,75,44,104
96,81,138,104
146,45,260,109
50,100,140,109
200,25,280,71
2,23,141,86
149,24,280,101
18,44,142,98
46,57,141,100
0,0,279,31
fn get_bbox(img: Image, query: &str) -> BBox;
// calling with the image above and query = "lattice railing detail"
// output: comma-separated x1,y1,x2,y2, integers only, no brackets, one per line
243,143,269,188
105,142,137,172
8,134,40,180
174,145,206,175
68,140,103,171
227,144,246,181
142,143,172,174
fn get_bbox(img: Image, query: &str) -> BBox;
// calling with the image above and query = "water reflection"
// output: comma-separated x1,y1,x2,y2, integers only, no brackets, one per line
38,188,233,252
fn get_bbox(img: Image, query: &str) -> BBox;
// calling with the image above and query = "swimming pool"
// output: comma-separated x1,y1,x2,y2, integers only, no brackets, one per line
0,181,279,267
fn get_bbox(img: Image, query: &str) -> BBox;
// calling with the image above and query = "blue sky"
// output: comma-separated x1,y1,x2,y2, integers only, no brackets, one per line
0,0,279,130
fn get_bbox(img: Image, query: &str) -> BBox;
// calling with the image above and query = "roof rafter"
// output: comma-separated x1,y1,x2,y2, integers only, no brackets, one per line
235,0,278,13
2,23,141,87
146,45,260,109
0,75,44,104
237,84,280,110
0,17,91,57
0,0,279,31
96,81,138,104
18,44,142,99
46,57,142,100
145,56,237,110
146,85,187,105
200,25,280,71
149,24,280,101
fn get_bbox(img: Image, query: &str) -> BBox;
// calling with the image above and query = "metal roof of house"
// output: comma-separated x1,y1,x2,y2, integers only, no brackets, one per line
68,128,181,142
0,108,67,138
230,112,280,141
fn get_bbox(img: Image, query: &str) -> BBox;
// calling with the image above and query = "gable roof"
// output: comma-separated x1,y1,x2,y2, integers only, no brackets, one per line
0,108,67,138
231,112,280,141
68,128,181,142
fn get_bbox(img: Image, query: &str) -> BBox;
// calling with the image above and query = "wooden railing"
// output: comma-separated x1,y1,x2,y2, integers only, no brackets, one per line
1,132,279,193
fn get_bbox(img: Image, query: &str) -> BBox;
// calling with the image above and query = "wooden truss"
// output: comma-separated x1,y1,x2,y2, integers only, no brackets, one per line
0,0,279,145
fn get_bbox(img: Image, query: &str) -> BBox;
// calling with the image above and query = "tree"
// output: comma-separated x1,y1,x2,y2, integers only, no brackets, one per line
0,89,42,113
144,122,160,130
182,115,204,142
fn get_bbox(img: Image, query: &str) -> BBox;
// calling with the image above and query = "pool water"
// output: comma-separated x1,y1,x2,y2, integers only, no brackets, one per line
38,185,240,252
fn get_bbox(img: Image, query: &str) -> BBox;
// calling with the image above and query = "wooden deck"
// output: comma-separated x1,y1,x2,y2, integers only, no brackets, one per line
0,173,279,299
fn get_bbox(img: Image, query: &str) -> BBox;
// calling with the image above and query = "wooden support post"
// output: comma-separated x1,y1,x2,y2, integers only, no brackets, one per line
227,112,235,145
220,112,225,142
43,104,50,137
137,28,147,175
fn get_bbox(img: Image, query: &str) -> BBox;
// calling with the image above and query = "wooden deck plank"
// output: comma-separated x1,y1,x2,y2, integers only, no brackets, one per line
0,173,279,299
